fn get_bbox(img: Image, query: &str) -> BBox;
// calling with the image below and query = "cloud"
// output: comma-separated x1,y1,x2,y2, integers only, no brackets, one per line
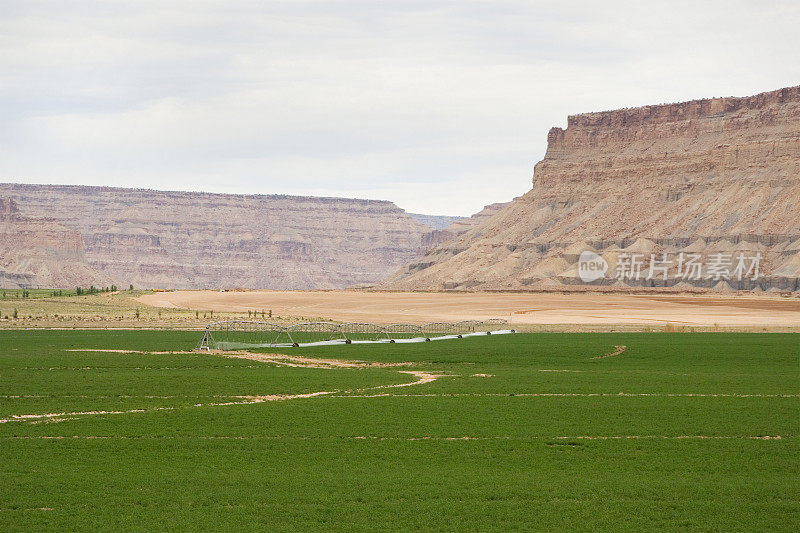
1,0,799,215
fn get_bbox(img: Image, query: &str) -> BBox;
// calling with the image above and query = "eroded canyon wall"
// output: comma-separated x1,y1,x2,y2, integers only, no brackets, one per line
0,184,436,289
387,86,800,292
0,198,111,288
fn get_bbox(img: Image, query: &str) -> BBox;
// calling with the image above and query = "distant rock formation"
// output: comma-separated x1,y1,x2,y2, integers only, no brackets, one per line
0,184,439,289
419,202,512,251
0,198,110,288
407,213,467,230
386,86,800,292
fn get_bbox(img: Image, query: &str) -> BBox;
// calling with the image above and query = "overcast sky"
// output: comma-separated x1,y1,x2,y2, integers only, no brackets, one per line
2,1,799,216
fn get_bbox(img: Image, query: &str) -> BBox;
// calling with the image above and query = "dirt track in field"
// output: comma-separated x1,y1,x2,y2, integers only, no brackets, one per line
137,290,800,328
0,351,447,424
592,346,627,359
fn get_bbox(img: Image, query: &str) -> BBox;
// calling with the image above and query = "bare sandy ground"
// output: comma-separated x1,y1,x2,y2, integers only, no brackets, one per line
137,290,800,328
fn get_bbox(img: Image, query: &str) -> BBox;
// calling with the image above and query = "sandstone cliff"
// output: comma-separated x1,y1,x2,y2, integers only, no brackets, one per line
419,201,512,251
386,86,800,292
0,185,437,289
0,198,110,288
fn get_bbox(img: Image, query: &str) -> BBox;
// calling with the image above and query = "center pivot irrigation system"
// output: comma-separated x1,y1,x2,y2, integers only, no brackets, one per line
198,319,515,350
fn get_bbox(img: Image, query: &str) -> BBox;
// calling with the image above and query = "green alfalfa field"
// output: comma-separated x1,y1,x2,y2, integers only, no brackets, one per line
1,330,798,531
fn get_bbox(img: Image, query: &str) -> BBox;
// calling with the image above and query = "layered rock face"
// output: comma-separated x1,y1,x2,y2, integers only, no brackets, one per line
419,202,511,251
0,198,110,288
0,185,436,289
387,86,800,292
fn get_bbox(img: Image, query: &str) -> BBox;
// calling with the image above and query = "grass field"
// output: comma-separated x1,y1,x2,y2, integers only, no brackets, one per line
1,330,798,530
0,290,330,329
0,289,81,300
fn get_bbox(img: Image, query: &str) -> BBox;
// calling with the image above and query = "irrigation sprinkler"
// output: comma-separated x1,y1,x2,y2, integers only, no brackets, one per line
199,319,514,349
